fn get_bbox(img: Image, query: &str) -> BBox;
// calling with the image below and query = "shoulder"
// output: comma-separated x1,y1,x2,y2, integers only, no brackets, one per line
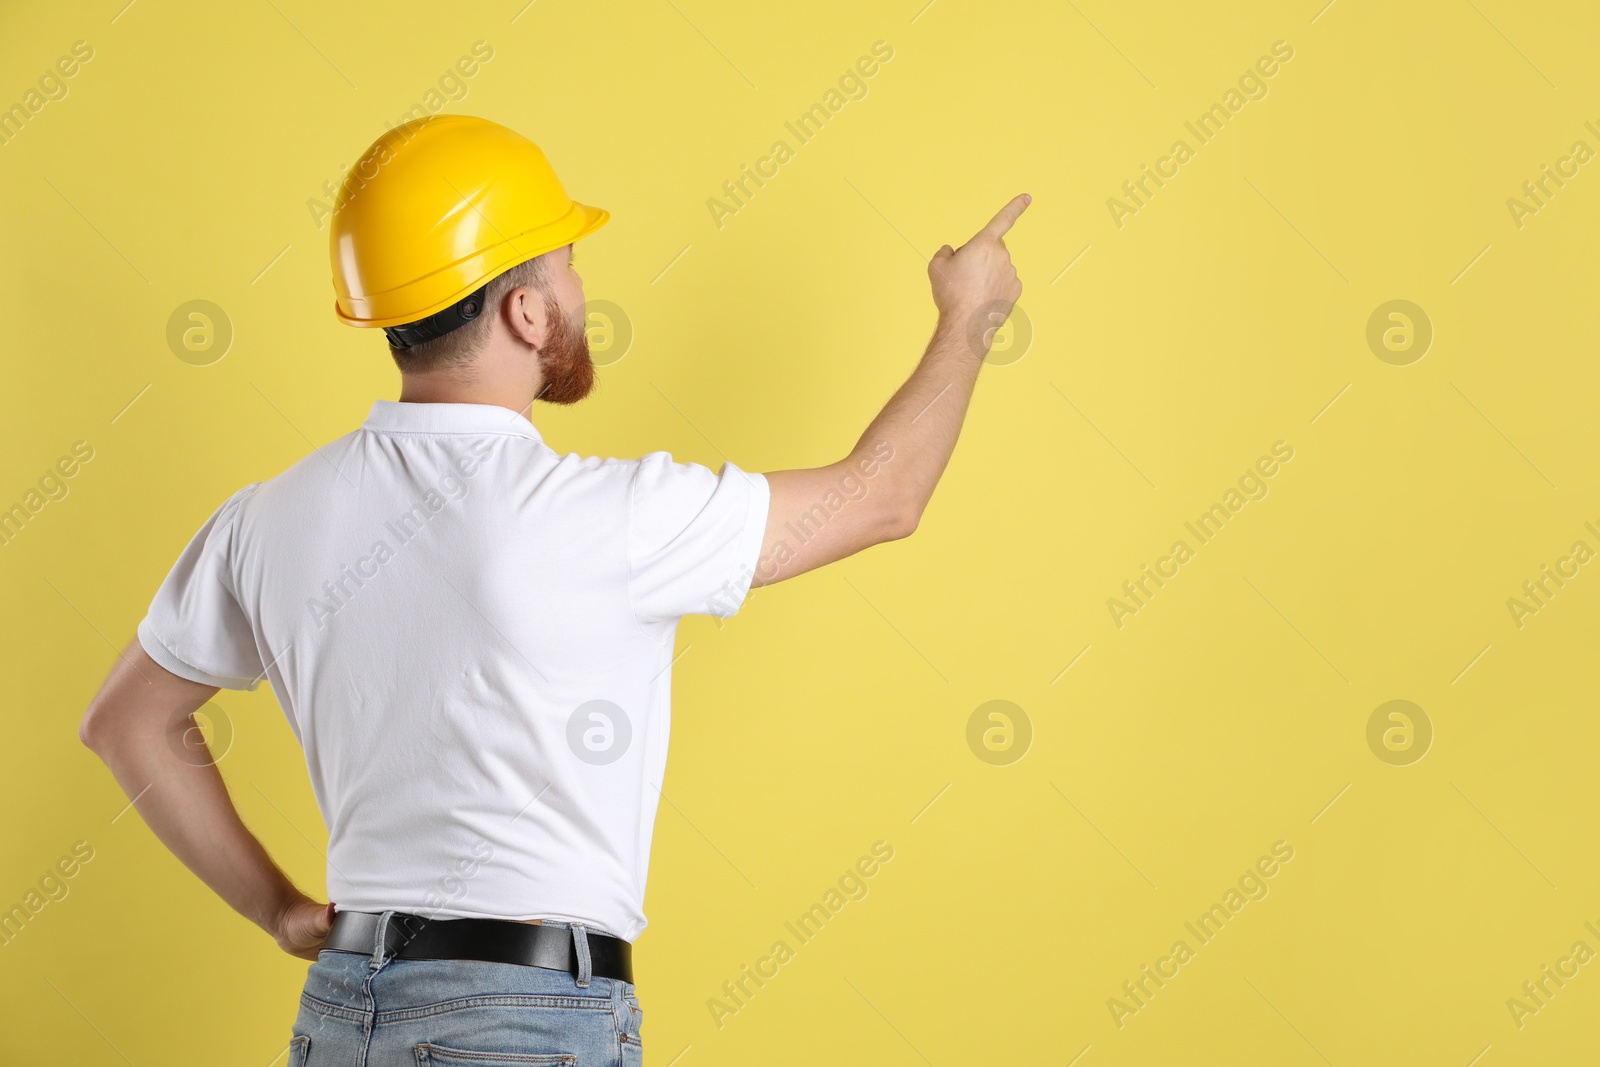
539,448,720,497
207,481,264,527
626,451,766,538
536,449,746,526
247,427,367,496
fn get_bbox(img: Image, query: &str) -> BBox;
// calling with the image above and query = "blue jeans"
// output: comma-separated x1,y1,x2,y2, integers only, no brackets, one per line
289,919,644,1066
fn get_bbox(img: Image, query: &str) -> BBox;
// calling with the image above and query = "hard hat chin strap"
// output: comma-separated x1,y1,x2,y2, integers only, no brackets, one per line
383,284,490,350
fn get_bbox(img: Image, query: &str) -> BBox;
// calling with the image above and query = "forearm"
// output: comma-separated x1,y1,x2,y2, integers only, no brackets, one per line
852,314,985,522
751,194,1026,587
90,720,306,935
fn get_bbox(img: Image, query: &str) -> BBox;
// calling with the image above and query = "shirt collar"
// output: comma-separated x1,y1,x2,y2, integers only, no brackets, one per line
363,400,543,443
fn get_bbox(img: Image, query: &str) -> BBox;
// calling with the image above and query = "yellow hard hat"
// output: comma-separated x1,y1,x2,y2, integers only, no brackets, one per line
329,114,608,344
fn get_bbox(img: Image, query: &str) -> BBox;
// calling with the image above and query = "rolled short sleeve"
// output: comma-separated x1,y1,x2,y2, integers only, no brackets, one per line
137,484,266,690
628,452,771,624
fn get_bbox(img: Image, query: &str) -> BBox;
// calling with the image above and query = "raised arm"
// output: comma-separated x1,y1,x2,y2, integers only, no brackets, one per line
752,193,1030,588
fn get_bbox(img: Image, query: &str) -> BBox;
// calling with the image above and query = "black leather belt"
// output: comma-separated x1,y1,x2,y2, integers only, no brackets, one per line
322,911,633,984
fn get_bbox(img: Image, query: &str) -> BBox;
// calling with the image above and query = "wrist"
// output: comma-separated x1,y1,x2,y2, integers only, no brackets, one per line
261,880,311,936
931,309,988,362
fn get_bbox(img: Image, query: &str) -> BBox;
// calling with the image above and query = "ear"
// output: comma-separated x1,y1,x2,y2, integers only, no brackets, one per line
503,285,549,350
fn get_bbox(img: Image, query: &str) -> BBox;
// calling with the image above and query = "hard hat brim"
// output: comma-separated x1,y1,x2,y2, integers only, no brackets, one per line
334,200,610,329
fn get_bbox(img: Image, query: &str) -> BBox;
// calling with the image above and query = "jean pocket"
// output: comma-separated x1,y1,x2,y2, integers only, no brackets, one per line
621,992,643,1062
412,1045,575,1066
288,1035,310,1066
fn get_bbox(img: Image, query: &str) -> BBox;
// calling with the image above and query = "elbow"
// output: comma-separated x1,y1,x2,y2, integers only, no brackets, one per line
884,503,922,542
878,484,924,541
79,703,113,754
78,709,102,752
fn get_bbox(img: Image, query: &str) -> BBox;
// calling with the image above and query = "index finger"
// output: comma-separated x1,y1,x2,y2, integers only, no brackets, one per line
976,194,1031,241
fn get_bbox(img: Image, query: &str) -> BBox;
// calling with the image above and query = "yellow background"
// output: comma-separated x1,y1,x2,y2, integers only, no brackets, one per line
3,0,1598,1063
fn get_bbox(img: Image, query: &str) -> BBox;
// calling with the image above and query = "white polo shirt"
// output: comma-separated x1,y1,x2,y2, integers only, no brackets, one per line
137,400,770,941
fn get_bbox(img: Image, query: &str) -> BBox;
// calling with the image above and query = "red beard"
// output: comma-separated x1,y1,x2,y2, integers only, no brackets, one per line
534,294,594,405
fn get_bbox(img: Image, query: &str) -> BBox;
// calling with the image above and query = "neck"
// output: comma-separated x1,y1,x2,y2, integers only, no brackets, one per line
397,372,539,418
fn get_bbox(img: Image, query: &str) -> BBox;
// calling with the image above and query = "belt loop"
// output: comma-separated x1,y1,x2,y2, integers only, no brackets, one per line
371,909,397,971
572,923,592,988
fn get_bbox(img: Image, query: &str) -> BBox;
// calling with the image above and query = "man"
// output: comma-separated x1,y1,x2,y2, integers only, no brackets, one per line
80,114,1027,1063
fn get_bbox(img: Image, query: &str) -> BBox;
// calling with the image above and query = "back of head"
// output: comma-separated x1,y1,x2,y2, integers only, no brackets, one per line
327,115,608,363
